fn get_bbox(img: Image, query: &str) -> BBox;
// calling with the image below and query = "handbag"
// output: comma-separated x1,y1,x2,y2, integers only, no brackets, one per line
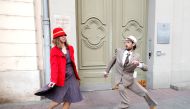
34,84,54,96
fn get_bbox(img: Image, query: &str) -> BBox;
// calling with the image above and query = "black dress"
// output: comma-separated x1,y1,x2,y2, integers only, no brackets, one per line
44,50,83,103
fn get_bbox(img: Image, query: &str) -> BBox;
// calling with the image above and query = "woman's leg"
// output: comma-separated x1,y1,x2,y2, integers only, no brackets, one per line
48,101,60,109
62,102,71,109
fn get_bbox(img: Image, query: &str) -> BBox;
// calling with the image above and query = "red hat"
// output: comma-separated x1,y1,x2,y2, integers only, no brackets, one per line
53,27,67,39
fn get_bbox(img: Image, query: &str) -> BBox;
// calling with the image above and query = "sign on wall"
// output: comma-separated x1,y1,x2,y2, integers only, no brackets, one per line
52,15,71,36
157,23,170,44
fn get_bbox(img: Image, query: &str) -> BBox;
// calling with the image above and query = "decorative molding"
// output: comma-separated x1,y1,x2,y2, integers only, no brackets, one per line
81,0,106,25
122,20,143,46
122,0,145,27
81,17,106,49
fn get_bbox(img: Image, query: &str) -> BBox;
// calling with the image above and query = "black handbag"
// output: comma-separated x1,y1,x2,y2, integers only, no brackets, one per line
34,84,54,96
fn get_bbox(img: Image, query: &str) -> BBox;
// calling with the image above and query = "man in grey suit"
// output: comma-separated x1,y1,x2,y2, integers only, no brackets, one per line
104,35,157,109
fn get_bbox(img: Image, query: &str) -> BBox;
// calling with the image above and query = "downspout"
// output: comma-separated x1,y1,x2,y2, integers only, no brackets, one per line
42,0,51,84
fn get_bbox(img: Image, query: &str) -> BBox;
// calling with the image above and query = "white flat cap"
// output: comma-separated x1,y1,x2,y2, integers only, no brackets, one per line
126,35,137,44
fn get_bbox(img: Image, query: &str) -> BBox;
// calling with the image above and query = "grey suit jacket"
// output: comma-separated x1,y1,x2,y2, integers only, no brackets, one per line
105,48,148,86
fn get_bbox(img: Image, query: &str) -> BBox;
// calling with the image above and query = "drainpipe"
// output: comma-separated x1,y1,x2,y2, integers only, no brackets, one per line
42,0,51,84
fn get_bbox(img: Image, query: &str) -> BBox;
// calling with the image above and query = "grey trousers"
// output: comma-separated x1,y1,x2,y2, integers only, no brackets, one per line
118,80,156,109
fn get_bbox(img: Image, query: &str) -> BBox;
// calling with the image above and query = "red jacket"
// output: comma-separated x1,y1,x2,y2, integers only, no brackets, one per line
50,45,80,86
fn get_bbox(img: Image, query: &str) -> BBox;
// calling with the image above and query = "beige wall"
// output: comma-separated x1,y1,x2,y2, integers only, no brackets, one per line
49,0,78,66
152,0,173,88
0,0,41,103
149,0,190,89
171,0,190,85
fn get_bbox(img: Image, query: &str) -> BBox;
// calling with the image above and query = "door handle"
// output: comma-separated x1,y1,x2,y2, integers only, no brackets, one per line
149,51,152,59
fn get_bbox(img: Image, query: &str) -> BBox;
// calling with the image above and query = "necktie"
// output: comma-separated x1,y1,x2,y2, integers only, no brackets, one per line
124,53,130,68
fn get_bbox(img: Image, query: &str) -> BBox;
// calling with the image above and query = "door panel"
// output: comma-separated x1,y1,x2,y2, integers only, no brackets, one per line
77,0,147,91
77,0,112,91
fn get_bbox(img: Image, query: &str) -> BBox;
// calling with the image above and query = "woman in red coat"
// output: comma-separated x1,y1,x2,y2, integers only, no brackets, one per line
46,27,83,109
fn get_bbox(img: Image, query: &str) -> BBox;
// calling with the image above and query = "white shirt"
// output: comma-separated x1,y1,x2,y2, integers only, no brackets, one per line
122,50,132,65
122,50,143,68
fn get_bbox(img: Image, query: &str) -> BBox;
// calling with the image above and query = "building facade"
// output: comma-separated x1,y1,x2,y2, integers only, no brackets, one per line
0,0,190,103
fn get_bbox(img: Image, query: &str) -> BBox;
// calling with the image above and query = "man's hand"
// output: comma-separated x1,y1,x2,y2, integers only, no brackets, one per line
132,60,140,66
104,71,109,78
48,82,55,88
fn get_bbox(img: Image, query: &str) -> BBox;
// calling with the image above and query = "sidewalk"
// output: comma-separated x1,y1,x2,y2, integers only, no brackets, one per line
0,88,190,109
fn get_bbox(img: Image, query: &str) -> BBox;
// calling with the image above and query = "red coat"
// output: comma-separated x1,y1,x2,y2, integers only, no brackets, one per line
50,45,80,86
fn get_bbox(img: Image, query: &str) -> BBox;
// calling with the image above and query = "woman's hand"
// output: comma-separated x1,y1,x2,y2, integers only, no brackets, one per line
48,82,55,88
